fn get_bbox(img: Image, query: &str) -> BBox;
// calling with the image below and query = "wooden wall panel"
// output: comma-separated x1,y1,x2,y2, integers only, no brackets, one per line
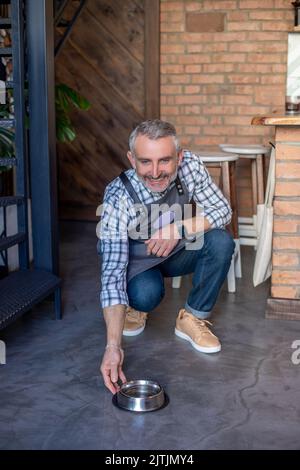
55,0,148,220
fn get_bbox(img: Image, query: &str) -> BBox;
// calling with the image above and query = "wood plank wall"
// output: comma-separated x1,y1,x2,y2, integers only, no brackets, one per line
55,0,146,220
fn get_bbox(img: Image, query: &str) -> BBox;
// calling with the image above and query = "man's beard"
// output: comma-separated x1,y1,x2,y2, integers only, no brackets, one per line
137,169,178,193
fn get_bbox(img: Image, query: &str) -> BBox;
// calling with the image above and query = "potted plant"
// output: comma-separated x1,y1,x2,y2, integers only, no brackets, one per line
0,83,90,272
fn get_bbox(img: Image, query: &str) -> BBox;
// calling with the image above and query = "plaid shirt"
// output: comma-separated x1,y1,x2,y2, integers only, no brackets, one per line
98,150,232,308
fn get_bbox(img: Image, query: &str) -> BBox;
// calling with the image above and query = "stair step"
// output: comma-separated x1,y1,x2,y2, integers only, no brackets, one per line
0,47,12,56
57,19,70,27
0,232,26,252
0,118,15,128
0,269,62,329
0,196,24,207
0,157,17,166
0,18,11,27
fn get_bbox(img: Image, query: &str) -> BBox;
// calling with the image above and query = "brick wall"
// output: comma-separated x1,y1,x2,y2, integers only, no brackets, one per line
160,0,294,216
272,127,300,300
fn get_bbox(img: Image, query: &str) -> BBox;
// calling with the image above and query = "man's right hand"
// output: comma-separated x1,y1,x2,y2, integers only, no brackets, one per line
100,345,127,394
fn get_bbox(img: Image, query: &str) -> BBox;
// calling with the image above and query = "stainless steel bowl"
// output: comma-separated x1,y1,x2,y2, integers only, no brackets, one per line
112,380,168,412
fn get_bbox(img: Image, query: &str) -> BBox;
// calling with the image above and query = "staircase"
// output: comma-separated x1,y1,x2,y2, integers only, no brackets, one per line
0,0,61,330
54,0,87,57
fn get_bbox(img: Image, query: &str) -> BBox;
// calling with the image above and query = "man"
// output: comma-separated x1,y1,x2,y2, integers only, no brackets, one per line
98,119,235,394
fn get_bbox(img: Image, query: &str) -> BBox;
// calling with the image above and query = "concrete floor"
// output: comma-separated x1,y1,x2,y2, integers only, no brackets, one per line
1,221,300,450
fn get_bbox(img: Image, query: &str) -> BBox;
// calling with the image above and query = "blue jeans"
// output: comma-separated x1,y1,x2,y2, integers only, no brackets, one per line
127,229,235,319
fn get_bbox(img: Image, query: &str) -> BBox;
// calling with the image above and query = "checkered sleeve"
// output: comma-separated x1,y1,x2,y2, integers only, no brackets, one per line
98,182,130,309
192,158,232,229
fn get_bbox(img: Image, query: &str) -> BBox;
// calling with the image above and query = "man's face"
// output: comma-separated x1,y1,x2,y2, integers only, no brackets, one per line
127,135,183,193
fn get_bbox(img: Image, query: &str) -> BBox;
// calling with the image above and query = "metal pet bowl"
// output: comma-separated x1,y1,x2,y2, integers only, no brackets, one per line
112,379,168,412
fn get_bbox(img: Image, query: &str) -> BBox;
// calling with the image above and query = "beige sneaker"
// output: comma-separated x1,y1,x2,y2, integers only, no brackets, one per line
123,306,148,336
175,309,221,353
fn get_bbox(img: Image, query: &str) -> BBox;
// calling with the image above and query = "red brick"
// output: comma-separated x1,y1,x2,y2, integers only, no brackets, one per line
228,75,260,84
274,200,300,216
261,75,286,85
276,144,300,160
238,64,273,73
209,116,223,125
249,32,286,41
274,219,300,233
272,271,300,285
175,95,207,104
274,0,294,7
273,237,300,250
203,0,238,9
203,64,235,73
272,64,287,73
203,126,236,136
161,85,183,94
161,2,184,12
202,43,228,52
160,12,185,23
248,53,284,64
161,44,185,54
227,11,249,21
239,0,278,8
249,11,289,20
184,65,202,74
262,21,291,31
161,22,185,33
184,85,201,94
204,105,236,115
254,87,284,105
185,126,202,135
224,116,254,126
178,55,211,64
161,64,185,74
276,128,300,142
186,44,204,53
221,95,253,105
273,253,299,267
275,182,300,197
191,74,224,83
271,286,299,299
177,115,208,125
276,163,300,179
214,53,247,63
227,22,260,31
185,2,205,12
160,106,180,115
195,136,226,146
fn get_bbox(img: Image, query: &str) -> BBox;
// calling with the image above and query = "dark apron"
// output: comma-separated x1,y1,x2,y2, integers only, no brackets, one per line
119,172,196,283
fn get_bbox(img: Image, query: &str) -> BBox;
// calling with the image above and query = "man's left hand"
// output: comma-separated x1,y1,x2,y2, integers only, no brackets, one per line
144,223,181,257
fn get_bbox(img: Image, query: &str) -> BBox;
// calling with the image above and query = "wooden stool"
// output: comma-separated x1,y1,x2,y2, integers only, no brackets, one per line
219,144,271,247
172,151,240,293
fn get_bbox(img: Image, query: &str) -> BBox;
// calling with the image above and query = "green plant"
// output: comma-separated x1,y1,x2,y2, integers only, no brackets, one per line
0,108,15,173
0,83,91,171
55,83,91,143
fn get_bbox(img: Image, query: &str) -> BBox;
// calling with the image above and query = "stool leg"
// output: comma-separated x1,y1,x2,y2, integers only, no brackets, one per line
251,159,258,214
227,256,236,293
234,238,242,278
172,276,182,288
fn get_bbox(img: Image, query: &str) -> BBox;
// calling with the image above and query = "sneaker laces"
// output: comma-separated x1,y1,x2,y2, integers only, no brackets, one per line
126,307,147,320
189,316,217,338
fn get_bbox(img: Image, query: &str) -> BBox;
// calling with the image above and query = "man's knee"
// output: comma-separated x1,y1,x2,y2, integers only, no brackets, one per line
205,229,235,262
127,276,165,312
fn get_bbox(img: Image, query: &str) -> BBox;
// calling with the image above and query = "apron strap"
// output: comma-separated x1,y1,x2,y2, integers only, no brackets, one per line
119,171,142,204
